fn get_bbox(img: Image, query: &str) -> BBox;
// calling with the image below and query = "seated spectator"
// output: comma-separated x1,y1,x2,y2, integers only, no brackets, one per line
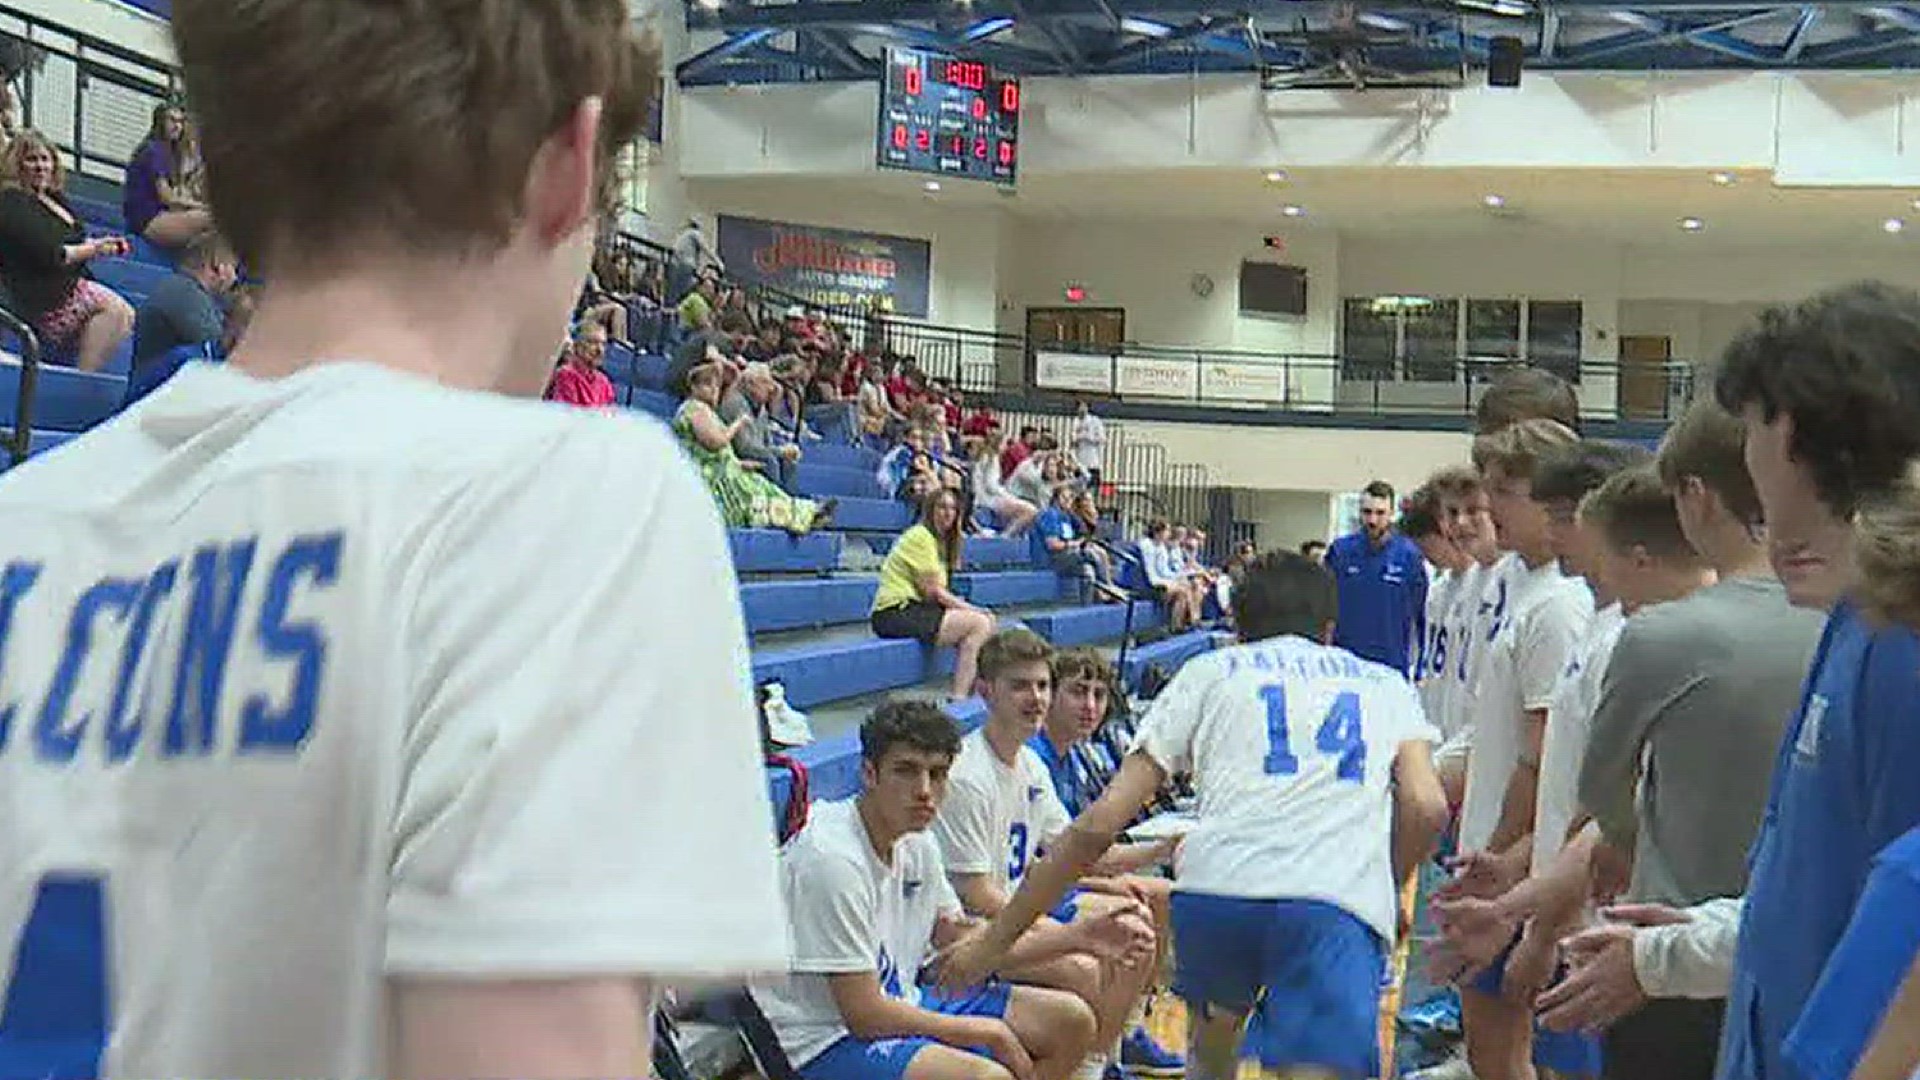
544,321,616,408
857,362,903,444
749,701,1098,1080
123,104,215,251
1137,519,1202,631
131,230,237,375
723,361,803,489
879,426,962,506
0,131,135,371
673,364,831,535
966,435,1037,537
1007,448,1058,511
678,275,718,333
1071,491,1105,542
961,395,999,440
870,488,996,701
1034,486,1122,601
1001,425,1038,479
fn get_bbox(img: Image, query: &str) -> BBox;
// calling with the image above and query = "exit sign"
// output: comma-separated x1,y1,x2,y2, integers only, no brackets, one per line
1064,284,1088,303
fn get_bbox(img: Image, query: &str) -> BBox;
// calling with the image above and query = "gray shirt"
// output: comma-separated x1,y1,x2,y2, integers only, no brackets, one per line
719,385,773,463
1577,575,1824,905
132,271,224,371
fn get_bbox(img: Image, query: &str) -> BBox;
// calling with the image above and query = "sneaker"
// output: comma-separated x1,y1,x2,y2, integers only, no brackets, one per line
1403,1049,1477,1080
1120,1027,1185,1077
1101,1062,1139,1080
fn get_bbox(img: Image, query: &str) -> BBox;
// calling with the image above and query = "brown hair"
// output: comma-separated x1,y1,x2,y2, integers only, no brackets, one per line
172,0,657,275
1656,399,1763,525
3,130,65,192
1581,465,1698,560
1050,647,1114,689
978,627,1054,682
1476,366,1580,435
1855,463,1920,629
918,488,965,574
1472,417,1579,480
1428,465,1484,501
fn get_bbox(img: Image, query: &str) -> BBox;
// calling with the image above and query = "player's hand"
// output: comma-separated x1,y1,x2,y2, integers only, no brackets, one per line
1431,894,1520,971
1076,905,1155,965
967,1019,1036,1080
928,926,1002,992
1534,920,1647,1033
1502,922,1558,1005
1423,938,1488,986
1590,838,1634,905
1438,849,1525,902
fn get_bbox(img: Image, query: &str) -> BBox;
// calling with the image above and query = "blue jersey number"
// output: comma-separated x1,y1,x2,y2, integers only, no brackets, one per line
1260,685,1368,783
0,875,109,1078
1008,822,1030,880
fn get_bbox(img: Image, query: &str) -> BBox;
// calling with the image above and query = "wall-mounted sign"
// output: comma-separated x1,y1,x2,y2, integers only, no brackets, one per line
717,214,933,317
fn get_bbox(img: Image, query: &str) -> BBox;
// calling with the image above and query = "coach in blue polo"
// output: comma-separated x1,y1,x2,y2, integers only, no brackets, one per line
1325,479,1429,676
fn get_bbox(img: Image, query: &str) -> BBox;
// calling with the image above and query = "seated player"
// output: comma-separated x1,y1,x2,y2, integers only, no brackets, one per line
933,630,1168,1080
935,553,1452,1080
751,701,1100,1080
1028,647,1187,1078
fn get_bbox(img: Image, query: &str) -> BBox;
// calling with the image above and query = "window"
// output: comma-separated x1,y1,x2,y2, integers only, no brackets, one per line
1466,299,1522,360
1338,295,1586,384
1403,299,1460,383
1526,300,1583,384
1341,298,1397,381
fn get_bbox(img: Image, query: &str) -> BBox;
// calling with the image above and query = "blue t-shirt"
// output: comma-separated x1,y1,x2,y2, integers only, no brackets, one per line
1717,603,1920,1080
1032,507,1079,566
1324,531,1428,676
1028,731,1104,817
1785,826,1920,1080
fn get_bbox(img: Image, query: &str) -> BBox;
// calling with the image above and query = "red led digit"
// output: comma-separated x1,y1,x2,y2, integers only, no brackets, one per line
1000,81,1020,113
998,140,1014,164
915,127,931,151
892,124,908,149
950,134,965,155
971,97,986,120
904,64,922,96
973,137,988,159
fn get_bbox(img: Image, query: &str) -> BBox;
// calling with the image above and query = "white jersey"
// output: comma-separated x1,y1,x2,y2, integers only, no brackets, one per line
1434,557,1505,758
1418,568,1461,740
1459,559,1593,853
0,362,787,1078
932,727,1072,894
1131,635,1439,942
752,800,963,1069
1531,602,1625,874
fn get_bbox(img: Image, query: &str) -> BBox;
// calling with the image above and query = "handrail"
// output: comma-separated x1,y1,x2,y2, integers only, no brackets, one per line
2,1,180,186
4,306,42,467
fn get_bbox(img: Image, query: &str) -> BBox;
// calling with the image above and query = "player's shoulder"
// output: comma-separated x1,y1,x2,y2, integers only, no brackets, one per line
787,801,873,879
898,827,949,877
943,733,999,790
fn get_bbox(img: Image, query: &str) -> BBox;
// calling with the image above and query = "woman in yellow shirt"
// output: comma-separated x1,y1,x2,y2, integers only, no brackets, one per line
870,488,998,700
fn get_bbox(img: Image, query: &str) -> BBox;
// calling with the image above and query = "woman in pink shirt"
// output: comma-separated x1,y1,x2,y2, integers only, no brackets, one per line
544,322,616,408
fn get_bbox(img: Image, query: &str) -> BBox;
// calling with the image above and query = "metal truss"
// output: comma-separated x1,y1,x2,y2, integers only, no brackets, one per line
677,0,1920,85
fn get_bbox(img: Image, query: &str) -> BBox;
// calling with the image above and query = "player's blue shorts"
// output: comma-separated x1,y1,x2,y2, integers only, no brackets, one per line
1048,885,1085,924
1169,892,1385,1080
797,983,1013,1080
1465,932,1604,1077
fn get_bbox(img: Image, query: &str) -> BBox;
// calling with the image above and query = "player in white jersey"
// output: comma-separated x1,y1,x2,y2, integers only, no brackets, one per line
1446,419,1592,1080
753,701,1097,1080
934,553,1450,1080
933,629,1163,1080
0,6,788,1078
1427,466,1504,808
1399,484,1469,765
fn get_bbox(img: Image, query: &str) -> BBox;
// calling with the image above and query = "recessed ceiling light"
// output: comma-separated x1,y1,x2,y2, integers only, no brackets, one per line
923,180,941,192
1482,193,1506,209
696,0,722,10
1711,171,1736,186
1679,216,1705,232
1886,217,1906,234
1281,204,1306,217
1265,170,1288,183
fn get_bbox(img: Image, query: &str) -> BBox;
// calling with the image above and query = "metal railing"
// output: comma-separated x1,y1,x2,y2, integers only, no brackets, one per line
2,2,179,189
4,309,42,467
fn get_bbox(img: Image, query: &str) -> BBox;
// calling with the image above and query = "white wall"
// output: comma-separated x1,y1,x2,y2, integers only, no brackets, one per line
1122,419,1470,494
1233,488,1338,551
686,183,1004,329
10,0,171,60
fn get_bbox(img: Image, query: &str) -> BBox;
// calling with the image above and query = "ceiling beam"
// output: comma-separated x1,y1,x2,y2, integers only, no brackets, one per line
676,27,781,80
1781,4,1822,56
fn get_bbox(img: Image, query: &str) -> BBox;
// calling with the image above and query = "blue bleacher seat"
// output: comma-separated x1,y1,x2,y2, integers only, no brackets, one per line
729,529,841,574
634,351,670,391
805,443,880,471
68,194,123,232
741,570,1066,636
752,637,926,710
825,495,912,532
89,257,171,301
964,535,1027,568
1118,630,1227,691
791,462,885,500
958,569,1065,607
0,364,125,432
1022,600,1165,647
629,388,677,421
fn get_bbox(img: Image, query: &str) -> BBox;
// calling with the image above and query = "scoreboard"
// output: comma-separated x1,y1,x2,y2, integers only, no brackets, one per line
877,48,1020,185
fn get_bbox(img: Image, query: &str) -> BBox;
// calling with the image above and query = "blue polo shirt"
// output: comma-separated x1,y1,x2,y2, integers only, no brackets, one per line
1031,506,1079,567
1716,603,1920,1080
1027,730,1104,816
1786,826,1920,1080
1324,531,1428,676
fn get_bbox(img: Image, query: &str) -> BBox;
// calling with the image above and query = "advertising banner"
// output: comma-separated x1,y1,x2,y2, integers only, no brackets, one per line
717,214,932,317
1114,356,1198,400
1034,351,1113,393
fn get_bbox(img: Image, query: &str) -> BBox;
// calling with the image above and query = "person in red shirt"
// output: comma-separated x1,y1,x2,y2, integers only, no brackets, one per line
544,321,616,409
1000,425,1036,479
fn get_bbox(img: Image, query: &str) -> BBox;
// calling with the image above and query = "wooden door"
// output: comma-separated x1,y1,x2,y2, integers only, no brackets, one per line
1027,307,1126,350
1617,336,1672,420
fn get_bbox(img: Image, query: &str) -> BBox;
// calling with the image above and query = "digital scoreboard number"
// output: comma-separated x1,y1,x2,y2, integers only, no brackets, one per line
877,48,1020,185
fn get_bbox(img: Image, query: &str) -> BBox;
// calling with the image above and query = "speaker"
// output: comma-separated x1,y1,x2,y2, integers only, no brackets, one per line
1489,35,1524,88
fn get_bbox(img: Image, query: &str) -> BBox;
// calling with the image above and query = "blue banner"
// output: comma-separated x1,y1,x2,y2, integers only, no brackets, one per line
716,215,932,318
115,0,171,18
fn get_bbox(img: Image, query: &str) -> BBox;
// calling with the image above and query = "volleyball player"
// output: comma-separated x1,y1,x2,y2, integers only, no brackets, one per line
0,3,787,1077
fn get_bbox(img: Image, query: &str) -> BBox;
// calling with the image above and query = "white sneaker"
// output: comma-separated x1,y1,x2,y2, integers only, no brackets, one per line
1404,1050,1479,1080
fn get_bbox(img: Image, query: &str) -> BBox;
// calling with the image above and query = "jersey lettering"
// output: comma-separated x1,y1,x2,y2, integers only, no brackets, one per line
1259,683,1369,782
1007,821,1030,880
0,531,344,763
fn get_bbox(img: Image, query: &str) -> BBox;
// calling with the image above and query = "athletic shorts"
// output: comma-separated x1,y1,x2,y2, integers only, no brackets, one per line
871,601,945,644
797,983,1013,1080
1047,885,1085,924
1169,892,1384,1080
1466,932,1604,1077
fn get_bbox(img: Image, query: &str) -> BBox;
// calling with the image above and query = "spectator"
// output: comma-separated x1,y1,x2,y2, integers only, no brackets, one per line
1325,479,1430,675
1002,425,1037,479
1034,485,1121,601
1071,400,1107,491
722,361,802,489
0,130,135,371
870,488,997,701
131,229,237,374
123,103,215,251
966,434,1037,537
856,361,902,443
1138,519,1202,631
667,217,721,304
673,364,831,535
1007,447,1056,510
544,321,616,409
678,274,717,333
1300,539,1328,563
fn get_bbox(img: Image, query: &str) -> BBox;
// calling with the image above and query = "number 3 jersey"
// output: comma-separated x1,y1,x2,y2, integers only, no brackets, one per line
932,727,1074,896
1130,634,1439,943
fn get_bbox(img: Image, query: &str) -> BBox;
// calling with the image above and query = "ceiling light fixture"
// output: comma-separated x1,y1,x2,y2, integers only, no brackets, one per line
1265,169,1288,183
1281,204,1306,217
1482,193,1507,209
1886,217,1906,234
1679,216,1705,232
1711,171,1736,186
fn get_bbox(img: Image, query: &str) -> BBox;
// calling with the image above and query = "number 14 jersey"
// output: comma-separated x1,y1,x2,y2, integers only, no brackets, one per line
1131,635,1438,943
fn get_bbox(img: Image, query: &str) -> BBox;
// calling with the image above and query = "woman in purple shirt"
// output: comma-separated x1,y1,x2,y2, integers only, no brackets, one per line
123,104,213,250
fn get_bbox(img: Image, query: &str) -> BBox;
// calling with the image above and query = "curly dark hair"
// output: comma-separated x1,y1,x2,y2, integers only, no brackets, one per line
1236,551,1339,643
1714,282,1920,517
861,700,961,765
